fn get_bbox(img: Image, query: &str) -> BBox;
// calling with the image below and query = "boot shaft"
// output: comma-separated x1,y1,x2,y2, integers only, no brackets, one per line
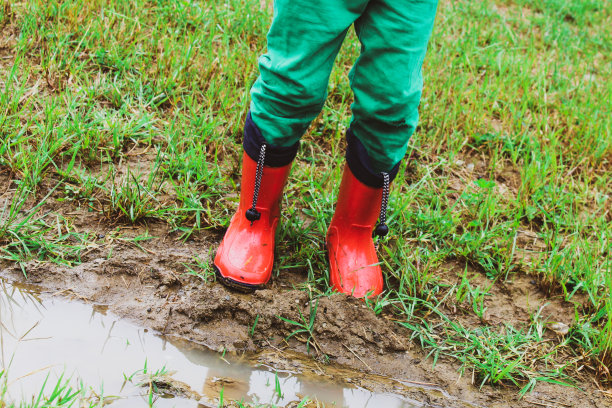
239,151,291,220
330,164,383,229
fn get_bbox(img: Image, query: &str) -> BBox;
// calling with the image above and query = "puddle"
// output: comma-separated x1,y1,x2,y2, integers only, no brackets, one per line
0,279,431,407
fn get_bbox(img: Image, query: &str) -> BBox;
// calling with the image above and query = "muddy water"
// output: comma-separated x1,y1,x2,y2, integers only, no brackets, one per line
0,279,427,407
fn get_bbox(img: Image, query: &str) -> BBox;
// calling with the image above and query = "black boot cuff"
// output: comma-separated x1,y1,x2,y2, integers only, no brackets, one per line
345,129,400,188
243,112,299,167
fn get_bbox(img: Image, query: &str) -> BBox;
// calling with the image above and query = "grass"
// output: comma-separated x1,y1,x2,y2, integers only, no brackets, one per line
0,363,314,408
0,368,104,408
1,362,313,408
278,299,326,358
0,0,609,398
0,183,92,273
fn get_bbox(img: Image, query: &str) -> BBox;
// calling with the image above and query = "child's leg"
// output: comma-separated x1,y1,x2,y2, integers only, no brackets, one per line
349,0,438,177
216,1,370,289
327,0,438,298
249,0,369,150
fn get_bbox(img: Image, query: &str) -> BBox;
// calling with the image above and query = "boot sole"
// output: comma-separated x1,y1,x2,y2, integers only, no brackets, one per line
213,264,266,292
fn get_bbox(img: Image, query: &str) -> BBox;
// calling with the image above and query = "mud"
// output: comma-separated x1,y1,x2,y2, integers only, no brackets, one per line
1,278,445,407
0,207,609,407
437,262,586,329
0,157,608,407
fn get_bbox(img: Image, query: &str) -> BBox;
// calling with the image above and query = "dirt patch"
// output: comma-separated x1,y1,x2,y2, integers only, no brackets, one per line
6,218,410,359
438,262,585,329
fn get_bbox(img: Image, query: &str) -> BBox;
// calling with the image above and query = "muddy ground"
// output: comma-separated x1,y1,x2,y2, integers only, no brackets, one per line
0,173,609,408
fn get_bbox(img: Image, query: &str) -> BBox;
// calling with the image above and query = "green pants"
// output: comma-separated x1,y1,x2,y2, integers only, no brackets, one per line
250,0,438,173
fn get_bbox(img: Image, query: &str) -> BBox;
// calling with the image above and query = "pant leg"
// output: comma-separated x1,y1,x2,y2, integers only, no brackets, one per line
349,0,438,173
250,0,369,148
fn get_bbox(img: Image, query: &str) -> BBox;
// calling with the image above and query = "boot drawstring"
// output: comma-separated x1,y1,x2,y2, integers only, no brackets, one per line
374,172,389,237
245,144,266,225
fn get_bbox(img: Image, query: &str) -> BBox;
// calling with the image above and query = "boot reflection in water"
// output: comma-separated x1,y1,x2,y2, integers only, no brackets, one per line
214,0,438,297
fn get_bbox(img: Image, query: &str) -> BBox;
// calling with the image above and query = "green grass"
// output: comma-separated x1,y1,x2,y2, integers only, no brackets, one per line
278,298,326,359
0,364,313,408
1,351,314,407
0,0,609,396
0,368,104,408
0,183,92,273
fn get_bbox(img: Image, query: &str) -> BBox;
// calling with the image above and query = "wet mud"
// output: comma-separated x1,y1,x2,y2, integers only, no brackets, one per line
0,209,609,407
1,278,443,407
0,158,607,407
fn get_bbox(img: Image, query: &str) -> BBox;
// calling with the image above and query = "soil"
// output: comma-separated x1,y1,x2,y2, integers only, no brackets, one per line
0,170,609,408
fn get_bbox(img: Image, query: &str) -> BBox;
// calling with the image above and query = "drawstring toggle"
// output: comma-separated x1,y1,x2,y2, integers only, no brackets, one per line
246,144,267,226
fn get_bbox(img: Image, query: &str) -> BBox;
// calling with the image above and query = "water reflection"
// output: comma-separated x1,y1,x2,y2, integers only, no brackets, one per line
0,279,419,407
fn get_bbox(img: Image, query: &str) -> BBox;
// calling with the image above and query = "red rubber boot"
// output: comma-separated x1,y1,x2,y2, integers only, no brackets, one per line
326,164,389,298
214,149,291,289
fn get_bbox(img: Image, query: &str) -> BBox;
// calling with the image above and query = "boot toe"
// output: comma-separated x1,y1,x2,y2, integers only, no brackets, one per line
214,220,275,287
327,233,383,298
214,256,270,287
333,266,383,298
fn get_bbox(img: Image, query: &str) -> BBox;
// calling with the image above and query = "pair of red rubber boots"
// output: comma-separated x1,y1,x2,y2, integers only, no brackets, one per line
214,151,388,298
